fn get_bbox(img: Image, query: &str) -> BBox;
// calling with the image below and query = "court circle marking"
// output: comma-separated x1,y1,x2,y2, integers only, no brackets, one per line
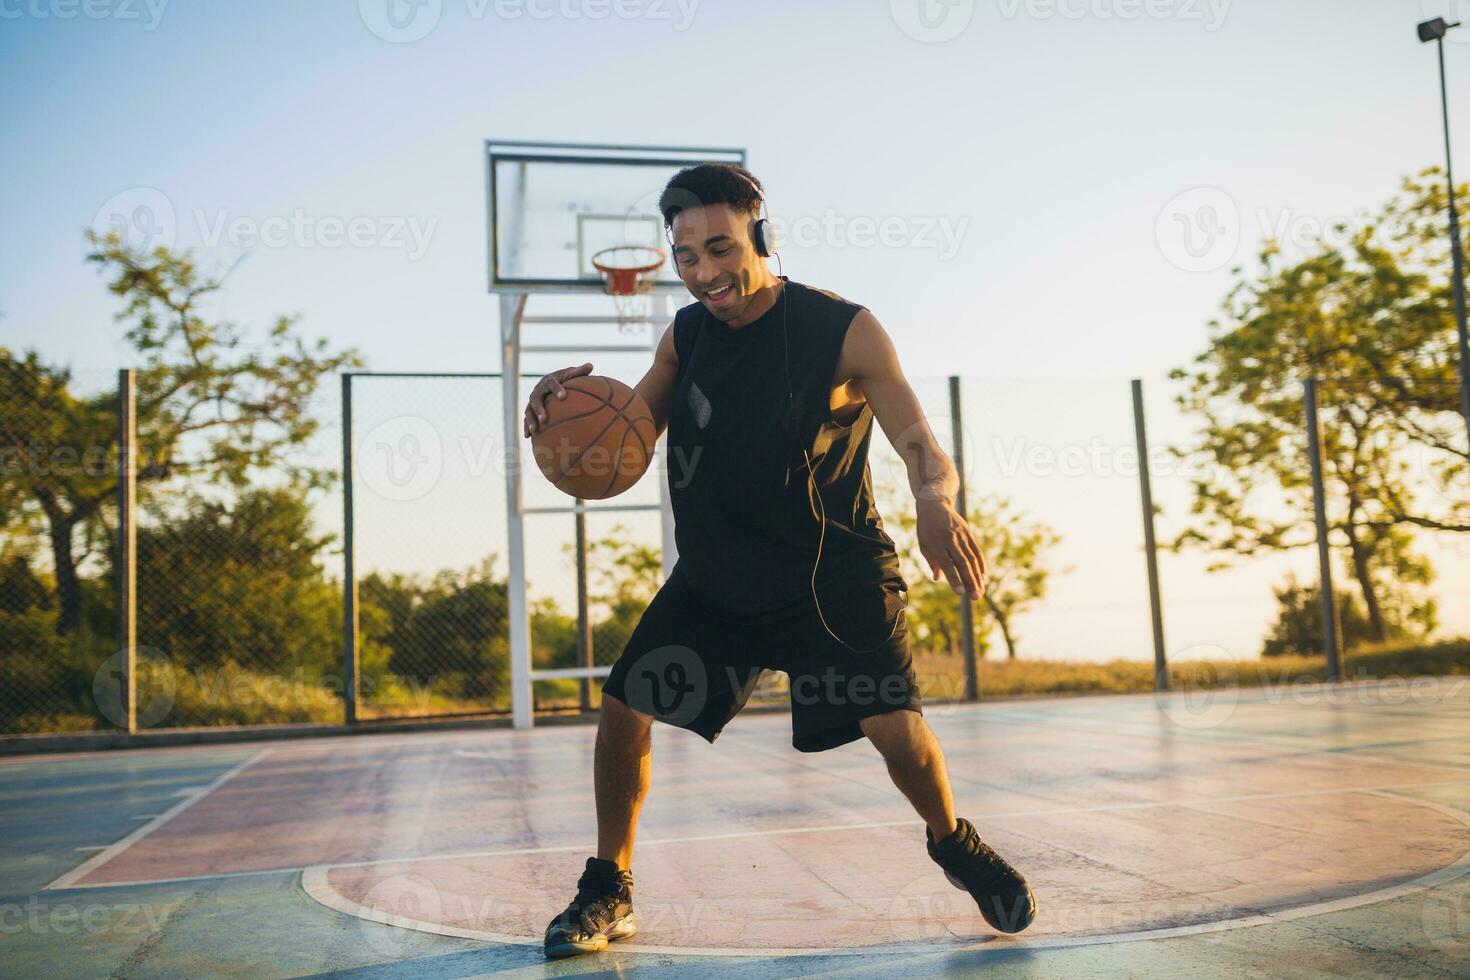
300,788,1470,959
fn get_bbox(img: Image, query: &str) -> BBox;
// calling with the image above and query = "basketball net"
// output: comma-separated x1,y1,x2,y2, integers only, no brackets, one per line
592,245,664,335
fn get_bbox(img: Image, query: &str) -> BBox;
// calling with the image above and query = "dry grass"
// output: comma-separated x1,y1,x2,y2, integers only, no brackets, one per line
914,637,1470,701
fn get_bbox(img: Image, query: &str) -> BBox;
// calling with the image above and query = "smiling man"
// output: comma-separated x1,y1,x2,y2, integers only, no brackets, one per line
524,163,1037,957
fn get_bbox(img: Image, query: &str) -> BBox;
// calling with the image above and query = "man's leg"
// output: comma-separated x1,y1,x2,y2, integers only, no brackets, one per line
595,692,654,870
859,709,958,840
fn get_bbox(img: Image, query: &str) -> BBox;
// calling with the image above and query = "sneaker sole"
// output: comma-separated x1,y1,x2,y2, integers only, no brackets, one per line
544,918,638,958
943,871,1037,935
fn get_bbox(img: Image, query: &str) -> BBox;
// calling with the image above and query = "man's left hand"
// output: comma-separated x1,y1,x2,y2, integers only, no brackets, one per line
915,498,988,600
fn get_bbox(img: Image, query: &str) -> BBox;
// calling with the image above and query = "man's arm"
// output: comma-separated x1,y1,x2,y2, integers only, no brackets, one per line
835,309,987,599
634,320,679,439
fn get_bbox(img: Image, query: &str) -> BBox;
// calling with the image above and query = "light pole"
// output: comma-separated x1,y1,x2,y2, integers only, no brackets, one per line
1418,17,1470,466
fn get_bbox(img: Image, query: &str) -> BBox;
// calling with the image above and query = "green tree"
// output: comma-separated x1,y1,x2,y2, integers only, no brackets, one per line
0,232,361,635
388,558,509,704
890,489,1064,661
530,596,577,670
133,485,341,677
1262,572,1375,656
969,496,1066,660
579,523,662,666
1170,169,1465,644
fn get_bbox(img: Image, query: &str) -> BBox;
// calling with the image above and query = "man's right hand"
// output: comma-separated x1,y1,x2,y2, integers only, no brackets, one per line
523,362,594,438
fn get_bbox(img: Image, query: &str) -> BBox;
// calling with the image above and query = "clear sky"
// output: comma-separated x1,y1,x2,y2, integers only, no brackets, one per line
3,0,1467,659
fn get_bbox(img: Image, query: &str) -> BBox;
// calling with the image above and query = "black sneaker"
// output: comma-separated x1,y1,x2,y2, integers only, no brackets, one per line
543,857,638,958
926,817,1037,934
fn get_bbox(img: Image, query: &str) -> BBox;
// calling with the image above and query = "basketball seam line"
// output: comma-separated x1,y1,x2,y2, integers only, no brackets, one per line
535,378,619,430
556,385,655,492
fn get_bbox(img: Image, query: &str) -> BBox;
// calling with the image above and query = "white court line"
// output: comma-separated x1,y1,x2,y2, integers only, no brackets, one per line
44,749,270,891
55,776,1470,892
301,789,1470,959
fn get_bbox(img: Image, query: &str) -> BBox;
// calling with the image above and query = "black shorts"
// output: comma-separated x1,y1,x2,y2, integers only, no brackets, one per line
601,569,922,753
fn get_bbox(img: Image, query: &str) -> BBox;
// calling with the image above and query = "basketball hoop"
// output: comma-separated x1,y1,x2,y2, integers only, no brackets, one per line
592,245,665,334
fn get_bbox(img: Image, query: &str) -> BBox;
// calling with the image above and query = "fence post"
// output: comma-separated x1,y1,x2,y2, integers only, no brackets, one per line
947,376,979,702
501,293,534,730
576,498,592,711
1303,379,1342,680
117,369,137,733
341,373,360,724
1131,380,1169,692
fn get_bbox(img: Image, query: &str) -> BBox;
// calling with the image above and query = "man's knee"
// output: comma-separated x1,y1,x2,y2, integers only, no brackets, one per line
860,708,929,759
600,691,653,742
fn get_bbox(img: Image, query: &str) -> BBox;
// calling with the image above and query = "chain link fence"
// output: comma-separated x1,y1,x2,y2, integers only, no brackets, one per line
1,358,120,734
5,366,1468,738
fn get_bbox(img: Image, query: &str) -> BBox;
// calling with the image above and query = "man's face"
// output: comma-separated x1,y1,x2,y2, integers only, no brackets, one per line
668,203,771,323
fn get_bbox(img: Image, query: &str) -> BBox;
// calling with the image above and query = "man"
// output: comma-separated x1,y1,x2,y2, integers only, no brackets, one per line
523,163,1036,957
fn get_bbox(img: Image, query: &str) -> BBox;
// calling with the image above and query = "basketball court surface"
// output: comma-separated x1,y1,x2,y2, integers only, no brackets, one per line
4,677,1469,977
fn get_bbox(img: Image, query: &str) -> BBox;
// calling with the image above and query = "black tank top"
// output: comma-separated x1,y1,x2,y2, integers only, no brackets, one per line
666,278,905,622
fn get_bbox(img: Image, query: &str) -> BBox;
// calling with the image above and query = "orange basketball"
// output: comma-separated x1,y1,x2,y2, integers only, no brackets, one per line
530,376,656,500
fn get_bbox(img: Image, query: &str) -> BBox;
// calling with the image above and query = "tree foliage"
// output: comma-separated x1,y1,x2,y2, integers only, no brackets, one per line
1170,168,1466,644
890,489,1064,660
0,232,362,635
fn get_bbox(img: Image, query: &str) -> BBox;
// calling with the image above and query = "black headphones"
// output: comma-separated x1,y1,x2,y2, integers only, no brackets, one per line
673,166,903,655
664,168,777,259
